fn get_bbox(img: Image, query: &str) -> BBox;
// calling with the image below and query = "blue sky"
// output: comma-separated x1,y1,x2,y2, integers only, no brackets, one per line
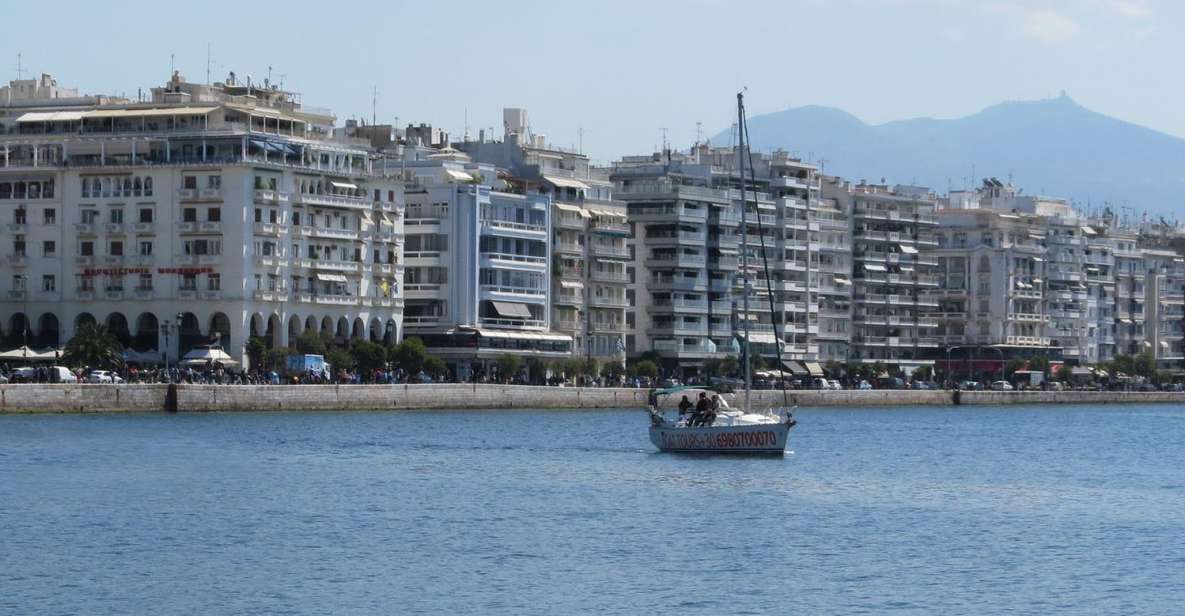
3,0,1180,164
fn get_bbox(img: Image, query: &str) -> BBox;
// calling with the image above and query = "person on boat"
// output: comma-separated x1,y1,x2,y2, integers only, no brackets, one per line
710,394,730,411
690,392,713,426
677,395,693,421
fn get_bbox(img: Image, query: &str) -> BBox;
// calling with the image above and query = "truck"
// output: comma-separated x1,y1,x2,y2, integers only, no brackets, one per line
286,354,329,379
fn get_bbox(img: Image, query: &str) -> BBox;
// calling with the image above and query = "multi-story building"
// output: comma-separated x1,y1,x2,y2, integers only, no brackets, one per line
825,180,940,374
388,154,571,379
0,71,405,366
611,145,848,377
457,109,630,364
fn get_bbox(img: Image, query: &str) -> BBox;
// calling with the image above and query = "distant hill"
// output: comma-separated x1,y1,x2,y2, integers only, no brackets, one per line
713,95,1185,218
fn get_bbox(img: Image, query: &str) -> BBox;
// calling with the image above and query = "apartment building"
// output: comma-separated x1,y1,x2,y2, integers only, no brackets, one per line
825,180,940,374
0,71,405,366
388,155,571,378
457,109,630,364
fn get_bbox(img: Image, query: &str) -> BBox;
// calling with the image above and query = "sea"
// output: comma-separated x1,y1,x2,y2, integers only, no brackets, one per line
1,404,1183,615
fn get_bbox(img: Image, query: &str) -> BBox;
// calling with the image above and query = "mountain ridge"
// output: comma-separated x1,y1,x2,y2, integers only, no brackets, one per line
712,96,1185,216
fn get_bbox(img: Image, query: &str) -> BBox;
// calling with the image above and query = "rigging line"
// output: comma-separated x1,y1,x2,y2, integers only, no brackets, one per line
740,99,791,411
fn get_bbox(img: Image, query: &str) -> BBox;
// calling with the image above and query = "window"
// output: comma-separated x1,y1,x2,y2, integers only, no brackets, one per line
13,238,26,257
109,241,123,256
139,208,153,223
109,209,123,224
14,208,26,225
292,212,301,226
183,208,197,222
183,176,197,189
81,178,91,198
254,208,262,223
81,209,98,224
42,275,55,292
78,276,95,292
269,209,277,223
374,189,381,202
106,275,123,292
138,274,153,291
80,241,94,256
208,208,221,222
207,175,221,189
144,177,153,196
139,241,153,256
43,208,56,225
13,275,26,291
388,190,395,202
181,274,197,290
42,241,55,257
207,273,221,291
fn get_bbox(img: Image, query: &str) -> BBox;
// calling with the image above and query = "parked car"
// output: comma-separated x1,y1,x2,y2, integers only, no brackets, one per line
48,366,78,383
811,377,841,390
858,379,873,390
958,380,983,391
10,366,35,383
990,380,1014,391
87,370,122,384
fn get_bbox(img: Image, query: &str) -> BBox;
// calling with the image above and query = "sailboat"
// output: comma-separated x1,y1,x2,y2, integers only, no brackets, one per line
647,91,797,454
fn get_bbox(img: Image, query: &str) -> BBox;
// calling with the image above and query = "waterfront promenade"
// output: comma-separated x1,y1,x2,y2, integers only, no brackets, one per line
1,383,1183,413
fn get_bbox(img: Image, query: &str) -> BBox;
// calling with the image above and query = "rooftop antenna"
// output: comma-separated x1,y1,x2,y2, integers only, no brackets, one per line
206,43,211,84
278,73,286,90
371,85,378,126
695,121,702,146
15,52,24,80
464,107,469,141
660,127,668,153
170,53,175,77
267,65,272,86
578,127,584,154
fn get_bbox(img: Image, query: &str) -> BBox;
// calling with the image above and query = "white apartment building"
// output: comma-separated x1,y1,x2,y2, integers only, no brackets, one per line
0,71,405,366
457,110,630,364
390,155,571,379
825,181,940,374
611,146,849,377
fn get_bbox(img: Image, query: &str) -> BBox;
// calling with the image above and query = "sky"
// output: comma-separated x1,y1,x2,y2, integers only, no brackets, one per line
3,0,1182,165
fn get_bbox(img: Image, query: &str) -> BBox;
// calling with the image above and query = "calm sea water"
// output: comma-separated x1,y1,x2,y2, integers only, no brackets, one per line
2,404,1183,615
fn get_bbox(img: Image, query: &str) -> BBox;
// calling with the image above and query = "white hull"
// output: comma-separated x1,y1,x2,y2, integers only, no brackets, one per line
648,421,790,455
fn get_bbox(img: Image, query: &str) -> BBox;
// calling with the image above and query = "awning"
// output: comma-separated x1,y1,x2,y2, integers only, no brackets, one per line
899,244,918,254
491,301,533,319
1029,233,1046,240
1081,226,1097,235
1070,367,1093,376
315,273,348,283
782,360,808,375
543,175,589,190
864,263,887,272
330,181,357,191
84,106,216,119
803,361,824,376
587,207,627,219
478,329,571,342
740,332,778,344
445,169,474,182
1119,318,1132,324
16,111,85,122
834,277,851,285
1033,257,1044,262
555,203,591,217
559,280,583,289
1032,278,1043,283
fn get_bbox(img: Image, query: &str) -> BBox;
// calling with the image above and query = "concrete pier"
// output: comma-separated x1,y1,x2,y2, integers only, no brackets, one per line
1,384,1184,414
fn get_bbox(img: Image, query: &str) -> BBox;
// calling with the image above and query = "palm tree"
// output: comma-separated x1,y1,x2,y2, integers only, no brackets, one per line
62,323,124,371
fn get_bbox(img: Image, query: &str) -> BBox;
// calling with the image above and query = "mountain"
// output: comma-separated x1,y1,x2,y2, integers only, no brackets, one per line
713,95,1185,218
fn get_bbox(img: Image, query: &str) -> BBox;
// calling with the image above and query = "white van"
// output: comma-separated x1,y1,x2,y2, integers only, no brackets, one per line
49,366,78,383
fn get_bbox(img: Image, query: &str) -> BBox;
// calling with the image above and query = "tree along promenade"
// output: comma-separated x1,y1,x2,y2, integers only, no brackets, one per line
1,384,1184,414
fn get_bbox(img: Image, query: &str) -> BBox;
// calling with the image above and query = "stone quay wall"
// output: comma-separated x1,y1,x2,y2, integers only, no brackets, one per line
1,384,1184,414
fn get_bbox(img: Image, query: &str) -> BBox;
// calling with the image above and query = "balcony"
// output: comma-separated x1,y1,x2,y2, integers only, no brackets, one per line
310,260,361,273
7,254,28,266
555,241,584,254
104,289,124,301
133,288,153,300
75,256,94,266
590,219,629,235
132,222,155,233
651,298,708,312
74,223,95,235
482,219,548,235
75,290,95,301
8,223,27,233
588,295,630,308
591,270,629,283
314,295,360,306
253,222,285,236
554,318,582,331
646,254,707,269
101,255,124,265
652,339,719,356
104,223,125,234
8,289,27,300
591,244,630,259
590,321,627,333
295,192,372,210
254,189,290,204
481,284,546,299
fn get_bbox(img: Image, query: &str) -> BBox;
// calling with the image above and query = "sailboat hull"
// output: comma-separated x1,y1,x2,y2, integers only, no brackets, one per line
649,422,790,455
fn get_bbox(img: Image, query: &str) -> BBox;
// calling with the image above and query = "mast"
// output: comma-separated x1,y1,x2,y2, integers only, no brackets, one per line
737,92,751,413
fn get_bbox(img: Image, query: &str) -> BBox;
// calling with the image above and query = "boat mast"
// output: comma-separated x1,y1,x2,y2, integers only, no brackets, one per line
737,92,751,413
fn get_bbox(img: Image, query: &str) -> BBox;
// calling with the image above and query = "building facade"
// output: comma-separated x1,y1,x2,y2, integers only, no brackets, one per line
0,71,405,367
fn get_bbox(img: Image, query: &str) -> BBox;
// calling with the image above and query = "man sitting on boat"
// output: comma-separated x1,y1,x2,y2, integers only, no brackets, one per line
689,392,717,427
677,395,693,422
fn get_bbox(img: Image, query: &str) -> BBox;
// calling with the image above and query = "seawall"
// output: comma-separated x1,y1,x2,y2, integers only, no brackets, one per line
1,384,1184,414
